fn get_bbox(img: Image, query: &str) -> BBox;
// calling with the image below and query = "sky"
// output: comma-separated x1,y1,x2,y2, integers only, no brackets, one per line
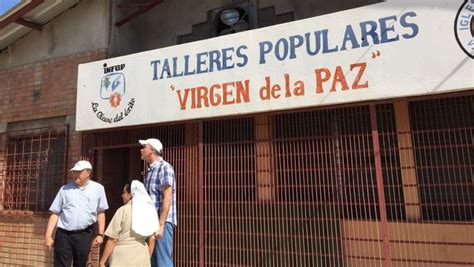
0,0,22,16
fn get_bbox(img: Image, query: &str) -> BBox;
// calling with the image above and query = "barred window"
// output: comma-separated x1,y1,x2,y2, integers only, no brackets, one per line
410,95,473,221
2,125,68,213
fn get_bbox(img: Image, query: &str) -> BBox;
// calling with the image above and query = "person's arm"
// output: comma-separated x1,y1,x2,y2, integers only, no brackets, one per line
99,238,117,267
155,186,172,239
147,235,156,255
45,187,64,251
93,211,106,246
44,213,59,251
100,205,123,265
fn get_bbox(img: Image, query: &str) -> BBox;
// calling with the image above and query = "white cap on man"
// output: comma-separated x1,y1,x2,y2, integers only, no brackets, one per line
70,160,92,171
139,138,163,153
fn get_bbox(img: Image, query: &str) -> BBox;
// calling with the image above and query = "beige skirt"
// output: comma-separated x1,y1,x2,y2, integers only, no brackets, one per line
109,241,150,267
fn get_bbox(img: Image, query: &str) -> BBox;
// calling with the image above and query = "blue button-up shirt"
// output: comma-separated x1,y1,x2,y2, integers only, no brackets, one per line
145,159,177,226
49,180,109,231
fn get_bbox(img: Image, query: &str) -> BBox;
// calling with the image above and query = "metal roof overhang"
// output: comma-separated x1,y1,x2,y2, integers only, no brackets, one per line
0,0,165,51
0,0,80,51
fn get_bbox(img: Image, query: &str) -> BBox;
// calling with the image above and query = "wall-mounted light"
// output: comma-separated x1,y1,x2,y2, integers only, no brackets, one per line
220,8,240,26
217,7,249,36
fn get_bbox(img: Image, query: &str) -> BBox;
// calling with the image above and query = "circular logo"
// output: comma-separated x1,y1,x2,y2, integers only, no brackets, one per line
455,1,474,58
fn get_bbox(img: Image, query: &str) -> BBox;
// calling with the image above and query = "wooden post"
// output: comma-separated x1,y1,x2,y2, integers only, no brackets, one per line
394,101,421,220
255,115,275,201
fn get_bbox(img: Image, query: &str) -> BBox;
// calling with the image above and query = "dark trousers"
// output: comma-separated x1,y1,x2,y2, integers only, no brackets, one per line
54,227,93,267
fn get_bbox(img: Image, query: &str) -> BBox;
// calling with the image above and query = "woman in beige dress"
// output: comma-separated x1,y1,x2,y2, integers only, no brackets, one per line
99,181,159,267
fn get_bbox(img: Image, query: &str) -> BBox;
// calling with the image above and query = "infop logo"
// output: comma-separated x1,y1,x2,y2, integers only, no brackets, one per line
91,62,135,124
455,1,474,59
100,72,126,107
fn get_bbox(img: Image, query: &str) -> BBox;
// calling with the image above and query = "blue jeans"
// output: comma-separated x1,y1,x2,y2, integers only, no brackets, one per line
151,222,175,267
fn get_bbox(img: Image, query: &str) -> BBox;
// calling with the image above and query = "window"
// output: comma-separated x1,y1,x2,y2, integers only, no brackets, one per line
2,125,68,213
203,117,255,203
275,107,380,220
410,95,473,221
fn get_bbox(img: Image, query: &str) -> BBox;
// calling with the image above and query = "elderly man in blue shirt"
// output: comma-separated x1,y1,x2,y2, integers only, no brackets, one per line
45,160,109,267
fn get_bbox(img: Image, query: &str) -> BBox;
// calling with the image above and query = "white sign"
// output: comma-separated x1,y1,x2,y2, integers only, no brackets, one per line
76,0,473,131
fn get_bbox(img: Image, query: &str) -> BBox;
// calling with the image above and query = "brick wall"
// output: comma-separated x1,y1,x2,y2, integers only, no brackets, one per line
0,216,51,266
0,51,106,123
0,50,107,266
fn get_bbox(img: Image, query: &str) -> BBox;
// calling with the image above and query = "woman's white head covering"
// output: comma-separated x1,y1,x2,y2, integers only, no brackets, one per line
130,180,159,237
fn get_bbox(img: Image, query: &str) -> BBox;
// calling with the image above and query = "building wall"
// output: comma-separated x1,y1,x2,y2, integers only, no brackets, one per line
2,1,469,266
0,50,106,266
109,0,381,55
0,51,105,123
0,49,107,167
0,216,51,266
0,4,110,265
81,93,474,266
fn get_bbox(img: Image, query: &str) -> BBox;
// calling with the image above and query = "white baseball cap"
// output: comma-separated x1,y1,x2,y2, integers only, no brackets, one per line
70,160,92,171
139,138,163,153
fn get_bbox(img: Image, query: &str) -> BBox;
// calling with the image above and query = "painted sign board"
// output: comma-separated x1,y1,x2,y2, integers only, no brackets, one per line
76,0,473,131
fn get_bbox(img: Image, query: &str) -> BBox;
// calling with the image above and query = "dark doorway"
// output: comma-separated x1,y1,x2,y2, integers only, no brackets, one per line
98,146,142,221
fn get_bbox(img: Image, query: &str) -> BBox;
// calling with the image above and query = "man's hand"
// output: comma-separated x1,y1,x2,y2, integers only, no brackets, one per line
92,235,104,247
44,213,59,252
155,227,164,240
45,236,54,251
